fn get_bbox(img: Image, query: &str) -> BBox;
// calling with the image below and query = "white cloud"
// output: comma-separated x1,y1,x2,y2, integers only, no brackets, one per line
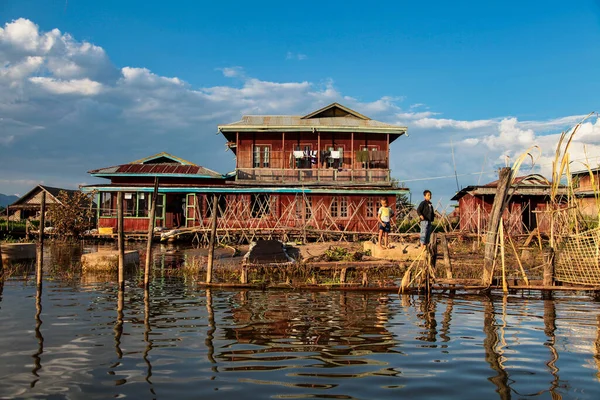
29,77,103,95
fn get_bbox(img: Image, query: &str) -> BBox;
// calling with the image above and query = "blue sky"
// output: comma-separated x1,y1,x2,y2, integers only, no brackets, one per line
1,0,600,208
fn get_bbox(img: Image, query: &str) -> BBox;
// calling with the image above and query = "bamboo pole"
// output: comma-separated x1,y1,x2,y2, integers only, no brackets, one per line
507,234,529,286
144,178,159,288
36,191,46,287
483,167,512,286
117,192,125,290
206,194,218,284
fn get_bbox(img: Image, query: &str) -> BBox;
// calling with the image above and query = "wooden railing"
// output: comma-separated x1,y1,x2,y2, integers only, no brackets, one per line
236,168,390,184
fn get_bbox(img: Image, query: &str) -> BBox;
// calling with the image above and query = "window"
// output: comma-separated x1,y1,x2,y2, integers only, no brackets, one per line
366,198,374,218
99,192,152,218
340,197,348,218
251,194,270,218
253,145,271,168
330,197,339,218
99,192,116,217
296,197,312,220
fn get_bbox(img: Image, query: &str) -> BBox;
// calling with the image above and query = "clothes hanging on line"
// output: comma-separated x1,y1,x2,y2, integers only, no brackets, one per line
330,150,340,159
293,150,304,159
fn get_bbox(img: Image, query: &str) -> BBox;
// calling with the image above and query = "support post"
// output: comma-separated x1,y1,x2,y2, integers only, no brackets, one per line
36,191,46,287
206,194,218,284
340,268,347,283
144,178,159,288
543,248,554,287
482,167,512,286
440,234,453,279
117,192,125,290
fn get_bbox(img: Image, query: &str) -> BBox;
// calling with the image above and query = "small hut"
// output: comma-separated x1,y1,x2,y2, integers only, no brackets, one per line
6,185,78,221
451,174,567,235
572,167,600,219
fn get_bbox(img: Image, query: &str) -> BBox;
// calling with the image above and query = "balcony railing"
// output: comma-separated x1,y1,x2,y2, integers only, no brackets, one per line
236,149,390,184
236,168,390,184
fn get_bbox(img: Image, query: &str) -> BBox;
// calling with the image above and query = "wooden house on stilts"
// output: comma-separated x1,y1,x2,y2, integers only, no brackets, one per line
83,103,409,242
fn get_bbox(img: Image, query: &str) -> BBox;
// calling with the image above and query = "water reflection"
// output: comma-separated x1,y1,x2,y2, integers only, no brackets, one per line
31,283,43,387
143,288,156,396
1,275,600,399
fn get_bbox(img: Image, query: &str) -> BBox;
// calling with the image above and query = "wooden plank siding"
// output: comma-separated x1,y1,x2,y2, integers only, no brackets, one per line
235,132,390,184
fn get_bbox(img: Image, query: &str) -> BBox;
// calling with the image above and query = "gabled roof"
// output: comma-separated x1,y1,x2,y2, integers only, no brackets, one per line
218,102,407,142
10,185,78,207
88,152,224,179
301,103,370,120
451,174,557,201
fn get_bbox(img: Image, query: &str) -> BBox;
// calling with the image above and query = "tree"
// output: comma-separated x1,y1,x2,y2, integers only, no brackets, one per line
48,190,95,239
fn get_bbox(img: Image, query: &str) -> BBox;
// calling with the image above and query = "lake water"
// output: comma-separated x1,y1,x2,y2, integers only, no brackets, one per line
1,251,600,399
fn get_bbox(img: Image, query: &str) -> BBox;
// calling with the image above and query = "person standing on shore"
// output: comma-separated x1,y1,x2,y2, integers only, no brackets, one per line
417,190,434,248
377,198,394,249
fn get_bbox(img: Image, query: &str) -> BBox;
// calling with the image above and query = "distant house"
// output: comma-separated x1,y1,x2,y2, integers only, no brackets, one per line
572,167,600,218
7,185,79,221
451,174,566,235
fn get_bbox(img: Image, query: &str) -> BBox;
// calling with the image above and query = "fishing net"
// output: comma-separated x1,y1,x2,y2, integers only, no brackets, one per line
554,227,600,285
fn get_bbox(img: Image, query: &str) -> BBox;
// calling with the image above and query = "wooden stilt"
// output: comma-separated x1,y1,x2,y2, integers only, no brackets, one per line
340,268,347,283
206,194,218,284
144,178,159,288
440,234,453,279
117,192,125,290
36,191,46,287
543,248,554,287
483,167,512,286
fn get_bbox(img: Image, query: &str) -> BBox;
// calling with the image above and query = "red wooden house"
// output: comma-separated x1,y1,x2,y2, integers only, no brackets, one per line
572,167,600,219
84,103,409,240
451,174,566,235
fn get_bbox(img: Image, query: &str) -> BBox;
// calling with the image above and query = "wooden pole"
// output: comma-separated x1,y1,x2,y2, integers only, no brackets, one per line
543,248,554,287
499,219,507,293
0,236,3,279
36,192,46,287
482,167,512,286
144,178,159,288
117,192,125,290
206,194,218,284
440,234,453,279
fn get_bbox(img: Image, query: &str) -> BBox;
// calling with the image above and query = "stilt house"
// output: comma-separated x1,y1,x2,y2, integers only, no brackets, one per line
451,174,565,235
84,103,409,240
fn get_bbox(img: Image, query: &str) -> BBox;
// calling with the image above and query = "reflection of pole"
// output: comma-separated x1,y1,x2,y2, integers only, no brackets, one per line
31,283,44,386
439,295,454,343
482,296,510,399
143,288,154,392
205,289,217,369
117,192,125,291
0,240,4,279
36,192,46,287
145,179,159,288
206,195,218,284
543,298,561,397
114,288,124,359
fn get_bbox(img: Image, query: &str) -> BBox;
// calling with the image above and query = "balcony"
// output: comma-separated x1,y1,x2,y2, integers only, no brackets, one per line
236,149,390,184
235,168,389,184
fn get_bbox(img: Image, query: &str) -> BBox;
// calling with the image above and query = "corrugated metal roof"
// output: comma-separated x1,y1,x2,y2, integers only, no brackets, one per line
223,116,402,129
90,163,223,178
